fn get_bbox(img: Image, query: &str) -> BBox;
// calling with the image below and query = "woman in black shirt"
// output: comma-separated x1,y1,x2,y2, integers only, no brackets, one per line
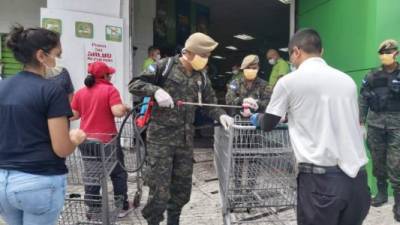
0,25,86,225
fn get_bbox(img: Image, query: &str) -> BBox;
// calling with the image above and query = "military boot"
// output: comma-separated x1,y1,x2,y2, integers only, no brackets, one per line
167,210,181,225
147,221,160,225
371,180,388,207
393,192,400,222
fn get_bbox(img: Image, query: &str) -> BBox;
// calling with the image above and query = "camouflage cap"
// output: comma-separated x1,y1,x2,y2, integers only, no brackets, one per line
378,39,398,53
184,32,219,55
240,55,259,69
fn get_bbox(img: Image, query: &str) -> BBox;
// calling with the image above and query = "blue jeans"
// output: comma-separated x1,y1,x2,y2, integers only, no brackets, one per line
0,169,66,225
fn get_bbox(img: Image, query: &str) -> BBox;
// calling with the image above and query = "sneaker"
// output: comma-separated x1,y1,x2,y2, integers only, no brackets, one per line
117,203,134,218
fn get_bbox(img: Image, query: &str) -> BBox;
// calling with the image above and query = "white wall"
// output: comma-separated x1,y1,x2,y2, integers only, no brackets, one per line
0,0,156,102
47,0,120,18
46,0,133,103
132,0,156,78
47,0,156,83
0,0,46,33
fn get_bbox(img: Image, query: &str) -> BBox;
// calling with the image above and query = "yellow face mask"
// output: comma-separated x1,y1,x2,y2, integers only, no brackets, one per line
190,54,209,71
380,53,396,66
243,69,258,80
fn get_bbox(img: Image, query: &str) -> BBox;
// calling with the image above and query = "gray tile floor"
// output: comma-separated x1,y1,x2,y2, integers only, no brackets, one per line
0,148,399,225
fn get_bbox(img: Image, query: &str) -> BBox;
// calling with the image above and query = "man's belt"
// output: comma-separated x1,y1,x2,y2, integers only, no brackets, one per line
298,163,341,174
298,163,366,175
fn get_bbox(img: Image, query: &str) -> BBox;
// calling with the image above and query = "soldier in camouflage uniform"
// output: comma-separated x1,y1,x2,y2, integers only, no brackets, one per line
229,64,241,83
359,39,400,221
128,33,234,225
225,55,272,193
226,54,271,117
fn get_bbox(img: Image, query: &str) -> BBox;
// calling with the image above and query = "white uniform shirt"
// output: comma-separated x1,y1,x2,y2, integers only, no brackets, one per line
266,57,368,178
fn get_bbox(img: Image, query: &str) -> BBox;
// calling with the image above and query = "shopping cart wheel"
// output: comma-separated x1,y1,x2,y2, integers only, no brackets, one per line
133,190,142,208
69,193,81,198
223,212,231,225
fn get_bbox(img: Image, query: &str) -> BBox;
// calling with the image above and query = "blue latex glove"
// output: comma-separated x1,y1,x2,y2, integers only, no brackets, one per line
139,97,151,115
250,113,259,127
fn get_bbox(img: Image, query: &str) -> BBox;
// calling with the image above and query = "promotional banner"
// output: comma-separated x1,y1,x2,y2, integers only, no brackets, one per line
86,42,116,66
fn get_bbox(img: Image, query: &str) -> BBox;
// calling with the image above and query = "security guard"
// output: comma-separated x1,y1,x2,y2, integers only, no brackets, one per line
129,33,234,225
360,39,400,221
225,55,271,117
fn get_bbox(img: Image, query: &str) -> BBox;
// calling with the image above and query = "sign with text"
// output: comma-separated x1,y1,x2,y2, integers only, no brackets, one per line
86,42,116,65
40,8,125,102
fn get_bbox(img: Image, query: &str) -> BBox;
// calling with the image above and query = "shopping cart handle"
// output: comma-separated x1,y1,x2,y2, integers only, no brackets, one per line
230,124,257,130
177,100,184,107
275,123,289,129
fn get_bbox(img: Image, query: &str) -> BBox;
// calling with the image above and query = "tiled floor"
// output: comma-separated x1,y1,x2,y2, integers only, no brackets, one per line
1,148,399,225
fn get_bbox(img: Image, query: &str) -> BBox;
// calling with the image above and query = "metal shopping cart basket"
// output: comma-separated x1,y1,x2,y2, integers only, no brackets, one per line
115,112,146,208
59,134,120,225
214,118,297,225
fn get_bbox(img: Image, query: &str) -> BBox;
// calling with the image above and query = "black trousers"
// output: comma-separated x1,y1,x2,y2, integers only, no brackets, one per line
80,142,129,210
297,169,371,225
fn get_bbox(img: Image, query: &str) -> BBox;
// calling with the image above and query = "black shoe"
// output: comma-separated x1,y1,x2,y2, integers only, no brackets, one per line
148,223,160,225
86,207,101,221
146,219,160,225
167,211,181,225
371,192,388,207
394,193,400,222
371,180,388,207
167,217,180,225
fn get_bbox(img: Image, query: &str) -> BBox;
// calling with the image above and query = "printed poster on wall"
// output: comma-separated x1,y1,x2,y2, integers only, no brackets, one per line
85,41,116,68
42,18,62,33
75,21,94,39
105,25,122,42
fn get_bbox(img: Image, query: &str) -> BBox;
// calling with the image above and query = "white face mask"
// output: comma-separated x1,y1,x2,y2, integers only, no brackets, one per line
155,54,161,61
232,70,239,75
290,63,297,72
268,58,277,65
45,57,64,78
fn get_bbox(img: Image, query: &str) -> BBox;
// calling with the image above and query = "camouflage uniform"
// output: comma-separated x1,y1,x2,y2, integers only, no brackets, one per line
225,69,271,191
359,65,400,193
229,72,242,83
225,77,271,116
129,56,225,224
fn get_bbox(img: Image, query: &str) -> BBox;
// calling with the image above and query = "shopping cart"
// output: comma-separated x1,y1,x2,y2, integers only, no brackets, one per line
60,134,120,225
115,111,146,208
214,118,297,225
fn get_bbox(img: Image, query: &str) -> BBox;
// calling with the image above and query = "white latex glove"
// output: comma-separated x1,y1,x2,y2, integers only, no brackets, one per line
243,97,259,111
154,88,174,108
240,108,253,118
360,125,367,140
219,115,234,130
70,129,87,146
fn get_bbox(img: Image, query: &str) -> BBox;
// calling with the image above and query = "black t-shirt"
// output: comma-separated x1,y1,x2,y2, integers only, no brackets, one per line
49,68,74,95
0,71,73,175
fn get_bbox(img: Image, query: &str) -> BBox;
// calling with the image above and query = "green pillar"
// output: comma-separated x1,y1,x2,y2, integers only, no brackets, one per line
297,0,400,195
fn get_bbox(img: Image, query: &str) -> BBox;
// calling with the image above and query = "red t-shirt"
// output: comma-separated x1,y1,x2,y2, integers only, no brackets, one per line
71,79,122,143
